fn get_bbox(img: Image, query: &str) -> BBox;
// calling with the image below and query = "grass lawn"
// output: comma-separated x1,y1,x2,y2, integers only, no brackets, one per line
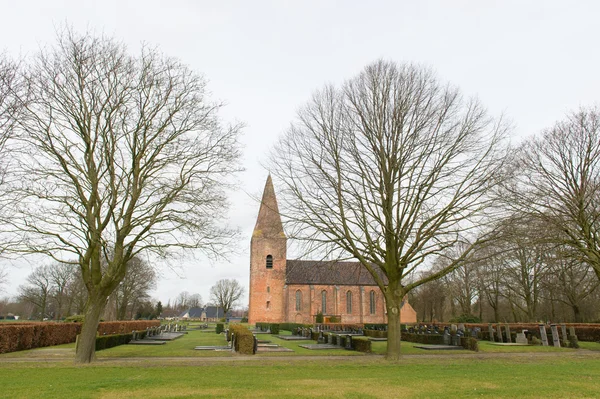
1,355,599,398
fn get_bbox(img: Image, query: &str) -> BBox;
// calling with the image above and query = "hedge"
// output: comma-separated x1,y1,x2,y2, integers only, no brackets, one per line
364,329,387,338
255,322,281,334
0,320,160,354
229,324,255,354
279,322,312,332
216,323,224,334
402,332,445,345
351,337,371,353
95,333,133,351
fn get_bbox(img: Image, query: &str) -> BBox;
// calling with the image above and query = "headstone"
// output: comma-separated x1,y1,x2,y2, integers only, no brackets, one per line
488,324,495,342
337,335,343,347
550,324,561,347
496,324,503,343
318,331,324,344
443,330,451,345
328,333,333,344
452,334,460,346
470,328,478,338
539,324,549,346
231,333,236,352
457,323,465,332
515,332,528,344
561,324,568,347
451,324,457,334
253,335,258,354
345,334,352,349
504,324,512,343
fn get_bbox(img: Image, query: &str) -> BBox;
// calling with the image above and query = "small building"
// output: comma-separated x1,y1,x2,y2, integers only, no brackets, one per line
179,306,226,322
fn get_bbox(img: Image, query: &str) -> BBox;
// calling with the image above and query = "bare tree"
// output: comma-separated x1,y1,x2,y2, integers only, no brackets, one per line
510,108,600,282
112,256,156,320
209,278,244,315
188,293,203,308
48,262,76,320
271,60,508,360
3,29,241,363
18,265,52,319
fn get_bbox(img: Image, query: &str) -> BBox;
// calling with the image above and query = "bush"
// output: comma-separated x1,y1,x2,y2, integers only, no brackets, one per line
461,337,479,352
401,333,445,345
270,323,280,335
449,314,482,323
216,323,224,334
316,312,324,323
328,316,340,323
95,333,133,351
229,324,255,355
0,323,82,354
97,320,160,335
279,322,312,332
241,317,248,323
364,323,388,331
568,335,580,349
352,337,371,353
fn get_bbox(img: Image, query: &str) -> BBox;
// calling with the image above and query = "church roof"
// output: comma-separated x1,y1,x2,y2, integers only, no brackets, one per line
253,175,286,239
285,260,388,286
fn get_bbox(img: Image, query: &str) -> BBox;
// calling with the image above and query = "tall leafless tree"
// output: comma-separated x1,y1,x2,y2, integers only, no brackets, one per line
209,278,244,315
111,256,156,320
18,265,53,319
509,108,600,282
271,60,509,360
2,29,242,363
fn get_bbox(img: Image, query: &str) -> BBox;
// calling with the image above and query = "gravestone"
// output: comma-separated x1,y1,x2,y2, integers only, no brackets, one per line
443,330,451,345
451,324,457,334
345,335,352,349
561,324,568,347
318,331,324,344
515,332,528,344
337,335,343,347
488,324,495,342
457,323,465,332
504,324,512,343
452,334,460,346
231,333,236,352
539,324,549,346
496,324,503,343
328,333,333,344
550,324,561,347
253,335,258,354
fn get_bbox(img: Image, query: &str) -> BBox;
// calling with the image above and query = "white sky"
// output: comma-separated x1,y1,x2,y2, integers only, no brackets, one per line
1,0,599,308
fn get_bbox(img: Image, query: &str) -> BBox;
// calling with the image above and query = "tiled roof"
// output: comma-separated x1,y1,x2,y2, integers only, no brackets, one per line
285,260,388,286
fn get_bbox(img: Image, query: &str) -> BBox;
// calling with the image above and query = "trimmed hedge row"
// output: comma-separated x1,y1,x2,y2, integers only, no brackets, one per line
229,324,255,354
0,323,81,354
216,323,224,334
0,320,161,354
364,329,387,338
95,333,133,351
279,322,312,332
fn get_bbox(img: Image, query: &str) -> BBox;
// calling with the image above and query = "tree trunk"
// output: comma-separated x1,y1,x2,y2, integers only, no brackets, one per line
75,295,107,363
386,300,402,361
572,305,582,323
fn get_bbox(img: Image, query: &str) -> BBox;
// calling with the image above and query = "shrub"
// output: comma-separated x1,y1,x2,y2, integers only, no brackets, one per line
364,323,388,331
97,320,160,335
229,324,255,354
401,333,445,345
531,336,541,345
328,316,340,323
216,323,224,334
270,323,280,334
461,337,479,352
241,317,248,323
352,337,371,352
95,333,133,351
279,322,312,332
449,314,482,323
568,335,580,349
316,312,324,323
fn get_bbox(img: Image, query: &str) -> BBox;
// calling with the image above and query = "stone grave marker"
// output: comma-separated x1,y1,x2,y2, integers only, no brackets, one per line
515,331,528,344
452,334,460,346
504,324,512,343
488,324,495,342
539,324,549,346
550,324,561,347
318,331,324,344
231,333,236,352
451,324,457,334
328,333,333,344
457,323,465,332
345,335,352,349
337,335,343,347
496,324,503,343
443,330,451,345
561,324,568,347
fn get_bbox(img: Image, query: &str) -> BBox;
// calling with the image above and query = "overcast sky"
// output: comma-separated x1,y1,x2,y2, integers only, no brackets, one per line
1,0,599,308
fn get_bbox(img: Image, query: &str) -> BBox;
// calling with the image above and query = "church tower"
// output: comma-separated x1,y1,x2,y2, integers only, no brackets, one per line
248,175,287,325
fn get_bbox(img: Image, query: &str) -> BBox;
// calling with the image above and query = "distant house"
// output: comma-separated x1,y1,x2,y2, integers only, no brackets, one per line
179,306,227,321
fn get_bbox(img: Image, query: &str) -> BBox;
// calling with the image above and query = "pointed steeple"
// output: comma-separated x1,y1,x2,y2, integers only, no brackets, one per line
253,175,286,238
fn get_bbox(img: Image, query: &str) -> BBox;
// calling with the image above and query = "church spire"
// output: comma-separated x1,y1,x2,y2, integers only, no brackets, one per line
253,174,285,238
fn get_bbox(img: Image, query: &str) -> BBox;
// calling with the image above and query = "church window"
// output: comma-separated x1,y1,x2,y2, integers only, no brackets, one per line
295,290,302,311
346,291,352,314
266,255,273,269
369,291,376,314
321,290,327,314
266,301,270,309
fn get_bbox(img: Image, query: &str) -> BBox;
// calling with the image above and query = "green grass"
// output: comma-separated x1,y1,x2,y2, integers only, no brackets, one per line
0,356,599,398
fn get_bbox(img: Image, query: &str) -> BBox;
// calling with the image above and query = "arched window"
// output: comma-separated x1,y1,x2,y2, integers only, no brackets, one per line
321,290,327,314
266,301,270,309
266,255,273,269
369,290,376,314
295,290,302,311
346,291,352,314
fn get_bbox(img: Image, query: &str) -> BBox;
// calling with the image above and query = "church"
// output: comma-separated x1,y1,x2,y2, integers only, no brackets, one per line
248,176,417,325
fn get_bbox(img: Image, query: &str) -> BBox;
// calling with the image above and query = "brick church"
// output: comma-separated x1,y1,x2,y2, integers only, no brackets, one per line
248,176,417,325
